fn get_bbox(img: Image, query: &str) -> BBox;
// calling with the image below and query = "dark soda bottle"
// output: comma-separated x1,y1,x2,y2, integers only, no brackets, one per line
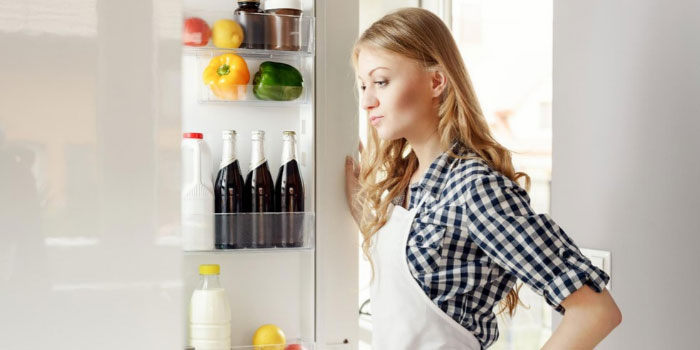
243,130,275,248
214,130,245,249
275,131,305,248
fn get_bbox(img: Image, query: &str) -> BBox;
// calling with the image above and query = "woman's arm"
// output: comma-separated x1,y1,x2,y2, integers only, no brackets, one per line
542,285,622,350
457,173,621,348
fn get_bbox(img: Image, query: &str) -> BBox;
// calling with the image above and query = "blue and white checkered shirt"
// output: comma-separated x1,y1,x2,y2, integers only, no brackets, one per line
392,143,610,349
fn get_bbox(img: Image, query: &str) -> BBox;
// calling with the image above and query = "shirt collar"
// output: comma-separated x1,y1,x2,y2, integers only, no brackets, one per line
409,141,469,199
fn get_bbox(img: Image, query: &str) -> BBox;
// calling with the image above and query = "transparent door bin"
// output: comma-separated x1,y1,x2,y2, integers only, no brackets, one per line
198,80,310,105
230,340,315,349
183,212,315,252
196,52,311,105
182,11,315,56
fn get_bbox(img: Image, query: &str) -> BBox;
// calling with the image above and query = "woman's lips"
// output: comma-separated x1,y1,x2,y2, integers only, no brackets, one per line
370,115,384,125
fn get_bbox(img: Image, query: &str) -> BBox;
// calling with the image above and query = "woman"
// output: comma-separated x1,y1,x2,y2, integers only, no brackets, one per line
344,8,621,350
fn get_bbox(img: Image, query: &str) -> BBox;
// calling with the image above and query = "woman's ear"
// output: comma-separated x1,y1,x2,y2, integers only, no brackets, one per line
430,68,448,98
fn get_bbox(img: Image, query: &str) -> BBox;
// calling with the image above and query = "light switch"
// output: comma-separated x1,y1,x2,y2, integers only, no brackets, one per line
580,248,612,291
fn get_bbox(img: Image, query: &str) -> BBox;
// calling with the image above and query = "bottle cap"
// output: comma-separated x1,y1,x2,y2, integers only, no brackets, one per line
265,0,302,11
222,130,237,139
183,132,203,139
251,130,265,140
282,131,296,141
199,264,220,275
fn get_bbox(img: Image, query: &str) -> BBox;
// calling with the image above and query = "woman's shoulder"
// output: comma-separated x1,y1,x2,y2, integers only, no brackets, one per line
449,149,499,184
443,149,522,202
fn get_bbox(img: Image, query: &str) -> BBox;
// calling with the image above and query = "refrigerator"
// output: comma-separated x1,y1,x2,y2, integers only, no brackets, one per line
0,0,360,349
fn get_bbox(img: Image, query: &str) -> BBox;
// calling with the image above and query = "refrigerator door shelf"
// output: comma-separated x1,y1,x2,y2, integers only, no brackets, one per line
197,83,311,106
185,246,314,255
231,339,315,349
182,211,316,252
184,250,315,346
192,52,313,106
182,11,315,56
184,46,315,59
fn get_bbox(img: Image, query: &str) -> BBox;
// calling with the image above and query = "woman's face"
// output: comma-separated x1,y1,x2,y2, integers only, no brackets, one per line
356,46,444,142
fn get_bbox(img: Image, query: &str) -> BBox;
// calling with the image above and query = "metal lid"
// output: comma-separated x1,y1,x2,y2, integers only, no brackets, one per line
265,0,302,11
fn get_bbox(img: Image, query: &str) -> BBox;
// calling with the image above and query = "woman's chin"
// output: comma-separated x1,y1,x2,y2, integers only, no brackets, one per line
374,124,407,141
376,130,397,141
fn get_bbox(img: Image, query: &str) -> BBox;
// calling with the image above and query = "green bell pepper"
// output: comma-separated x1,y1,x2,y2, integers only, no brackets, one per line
253,61,304,101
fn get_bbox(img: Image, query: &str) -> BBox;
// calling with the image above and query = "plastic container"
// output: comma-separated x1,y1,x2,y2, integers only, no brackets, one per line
234,0,266,50
264,0,303,51
189,264,232,350
182,132,215,251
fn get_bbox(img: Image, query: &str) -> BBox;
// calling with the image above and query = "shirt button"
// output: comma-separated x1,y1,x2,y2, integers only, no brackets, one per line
415,235,424,243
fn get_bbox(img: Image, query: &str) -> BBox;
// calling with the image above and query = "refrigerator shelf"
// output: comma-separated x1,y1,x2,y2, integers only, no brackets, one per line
183,212,315,252
182,11,315,55
197,85,311,106
229,339,315,349
184,46,314,59
185,246,314,254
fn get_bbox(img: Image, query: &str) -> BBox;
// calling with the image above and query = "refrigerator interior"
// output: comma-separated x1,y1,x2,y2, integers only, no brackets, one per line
182,0,317,347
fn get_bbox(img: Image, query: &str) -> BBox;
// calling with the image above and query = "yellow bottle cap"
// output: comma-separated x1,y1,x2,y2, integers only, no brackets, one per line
199,264,220,275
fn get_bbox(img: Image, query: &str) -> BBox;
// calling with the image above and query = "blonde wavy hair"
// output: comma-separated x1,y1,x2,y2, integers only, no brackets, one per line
351,8,531,318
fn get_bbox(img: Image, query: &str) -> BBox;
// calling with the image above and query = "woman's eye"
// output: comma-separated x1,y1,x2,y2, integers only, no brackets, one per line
359,81,387,92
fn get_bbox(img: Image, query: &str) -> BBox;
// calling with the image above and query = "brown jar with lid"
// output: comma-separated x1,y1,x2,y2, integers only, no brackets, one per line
234,0,265,49
264,0,303,51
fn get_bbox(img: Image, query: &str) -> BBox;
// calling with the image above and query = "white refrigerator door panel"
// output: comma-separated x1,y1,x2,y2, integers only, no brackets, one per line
0,0,183,349
315,0,360,348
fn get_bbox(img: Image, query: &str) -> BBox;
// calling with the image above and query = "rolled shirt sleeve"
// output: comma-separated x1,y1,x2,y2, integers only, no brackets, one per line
459,173,611,315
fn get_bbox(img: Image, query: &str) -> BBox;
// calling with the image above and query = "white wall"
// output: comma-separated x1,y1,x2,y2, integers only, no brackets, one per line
552,1,700,348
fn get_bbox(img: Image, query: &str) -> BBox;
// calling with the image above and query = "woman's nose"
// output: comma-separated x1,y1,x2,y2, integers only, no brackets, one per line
361,89,379,111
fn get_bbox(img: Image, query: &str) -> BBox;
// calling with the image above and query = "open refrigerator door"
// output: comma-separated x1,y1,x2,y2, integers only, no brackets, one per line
181,0,316,348
180,0,359,349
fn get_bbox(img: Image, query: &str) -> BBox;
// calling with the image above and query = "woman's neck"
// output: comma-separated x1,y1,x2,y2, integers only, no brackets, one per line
407,130,443,185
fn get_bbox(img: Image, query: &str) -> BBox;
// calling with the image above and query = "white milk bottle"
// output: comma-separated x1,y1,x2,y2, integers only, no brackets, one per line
181,132,214,250
189,264,231,350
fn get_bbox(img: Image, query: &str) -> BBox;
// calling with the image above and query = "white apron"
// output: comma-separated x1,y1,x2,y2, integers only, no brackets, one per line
369,185,482,350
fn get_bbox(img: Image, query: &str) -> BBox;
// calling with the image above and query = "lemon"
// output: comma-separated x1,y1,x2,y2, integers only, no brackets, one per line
252,324,286,350
211,19,244,48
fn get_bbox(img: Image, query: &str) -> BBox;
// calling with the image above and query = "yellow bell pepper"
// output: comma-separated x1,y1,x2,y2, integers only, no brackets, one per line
202,53,250,100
